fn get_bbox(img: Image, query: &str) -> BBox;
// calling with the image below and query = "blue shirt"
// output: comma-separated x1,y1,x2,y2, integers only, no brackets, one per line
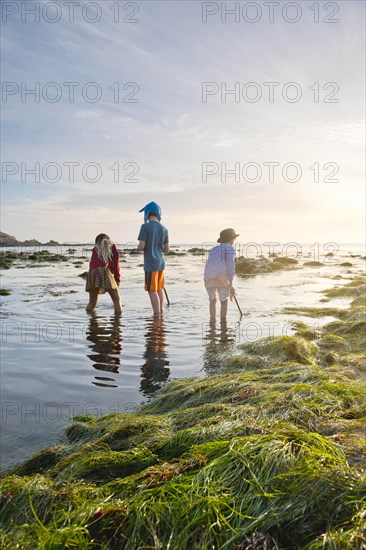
138,221,169,272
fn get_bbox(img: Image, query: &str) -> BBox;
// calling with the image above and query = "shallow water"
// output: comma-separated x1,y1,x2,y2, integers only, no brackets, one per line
0,244,365,471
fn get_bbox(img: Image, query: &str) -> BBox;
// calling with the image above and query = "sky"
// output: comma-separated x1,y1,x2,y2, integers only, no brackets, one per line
1,0,365,245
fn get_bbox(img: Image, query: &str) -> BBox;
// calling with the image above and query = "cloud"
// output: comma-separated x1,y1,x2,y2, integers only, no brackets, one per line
213,133,240,148
75,110,100,119
59,40,83,51
1,0,365,243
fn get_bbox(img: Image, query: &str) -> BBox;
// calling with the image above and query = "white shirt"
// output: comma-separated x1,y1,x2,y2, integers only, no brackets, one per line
204,243,235,286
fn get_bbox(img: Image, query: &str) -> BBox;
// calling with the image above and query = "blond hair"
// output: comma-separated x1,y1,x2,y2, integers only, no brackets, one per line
95,233,113,264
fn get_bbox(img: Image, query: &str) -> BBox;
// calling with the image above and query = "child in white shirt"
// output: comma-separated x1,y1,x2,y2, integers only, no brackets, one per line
204,228,239,321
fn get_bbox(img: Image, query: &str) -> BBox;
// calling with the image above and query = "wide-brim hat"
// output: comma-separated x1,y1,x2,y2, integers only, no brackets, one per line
217,228,239,243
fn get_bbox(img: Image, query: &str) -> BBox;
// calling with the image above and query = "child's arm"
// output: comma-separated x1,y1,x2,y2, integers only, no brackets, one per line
137,224,147,251
89,247,96,268
163,228,169,254
111,244,121,284
226,247,236,293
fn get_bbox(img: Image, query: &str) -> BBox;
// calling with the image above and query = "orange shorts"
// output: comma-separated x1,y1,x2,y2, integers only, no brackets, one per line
145,270,165,292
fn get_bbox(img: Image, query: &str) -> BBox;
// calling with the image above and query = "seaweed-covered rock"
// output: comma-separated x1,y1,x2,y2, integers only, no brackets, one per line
236,260,255,274
303,261,325,267
273,256,299,265
188,247,206,255
256,263,273,273
241,335,319,366
269,261,284,271
0,289,12,296
0,253,14,269
13,446,65,475
166,250,186,256
319,334,347,351
235,256,298,276
49,255,68,262
2,251,18,260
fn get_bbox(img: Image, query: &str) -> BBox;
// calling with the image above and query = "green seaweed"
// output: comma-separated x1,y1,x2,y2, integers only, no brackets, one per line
239,335,319,366
0,276,365,549
293,322,320,340
283,306,344,318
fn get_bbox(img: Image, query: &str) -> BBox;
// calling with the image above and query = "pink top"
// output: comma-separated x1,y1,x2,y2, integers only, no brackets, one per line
89,243,121,284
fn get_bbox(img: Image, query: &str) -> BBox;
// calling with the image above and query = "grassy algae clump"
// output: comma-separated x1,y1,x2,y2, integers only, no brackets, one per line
1,278,365,549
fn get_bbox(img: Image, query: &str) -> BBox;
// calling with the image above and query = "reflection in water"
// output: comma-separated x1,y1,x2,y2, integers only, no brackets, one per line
202,320,239,375
140,316,170,396
85,313,122,387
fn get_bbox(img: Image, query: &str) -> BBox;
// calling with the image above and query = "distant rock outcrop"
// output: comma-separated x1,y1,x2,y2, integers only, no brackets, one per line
21,239,42,246
0,232,19,245
0,232,59,246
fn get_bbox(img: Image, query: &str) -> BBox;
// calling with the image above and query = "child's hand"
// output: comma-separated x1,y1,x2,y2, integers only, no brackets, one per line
229,287,236,301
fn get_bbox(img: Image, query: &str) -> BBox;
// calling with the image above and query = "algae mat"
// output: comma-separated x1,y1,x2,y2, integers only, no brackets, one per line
0,277,365,549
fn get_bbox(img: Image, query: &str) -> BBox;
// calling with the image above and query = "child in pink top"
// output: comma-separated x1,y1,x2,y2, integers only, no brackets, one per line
85,233,122,315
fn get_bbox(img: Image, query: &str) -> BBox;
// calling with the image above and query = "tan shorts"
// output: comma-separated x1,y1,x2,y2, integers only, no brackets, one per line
206,287,229,302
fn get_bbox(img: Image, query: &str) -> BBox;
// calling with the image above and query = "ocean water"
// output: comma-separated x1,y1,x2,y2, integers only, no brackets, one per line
0,243,365,471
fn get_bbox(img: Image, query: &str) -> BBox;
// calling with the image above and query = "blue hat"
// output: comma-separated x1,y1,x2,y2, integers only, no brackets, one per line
139,201,162,223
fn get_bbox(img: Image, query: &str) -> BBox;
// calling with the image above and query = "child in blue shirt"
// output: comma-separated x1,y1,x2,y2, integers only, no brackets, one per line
138,202,170,315
204,228,239,321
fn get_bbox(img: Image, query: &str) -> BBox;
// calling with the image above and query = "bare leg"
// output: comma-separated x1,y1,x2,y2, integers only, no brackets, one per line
148,291,161,315
209,299,216,322
158,290,164,313
86,290,99,313
220,300,228,321
108,288,122,315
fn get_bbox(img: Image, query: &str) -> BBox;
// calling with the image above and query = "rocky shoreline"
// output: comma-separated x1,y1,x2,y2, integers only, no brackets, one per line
0,248,358,272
